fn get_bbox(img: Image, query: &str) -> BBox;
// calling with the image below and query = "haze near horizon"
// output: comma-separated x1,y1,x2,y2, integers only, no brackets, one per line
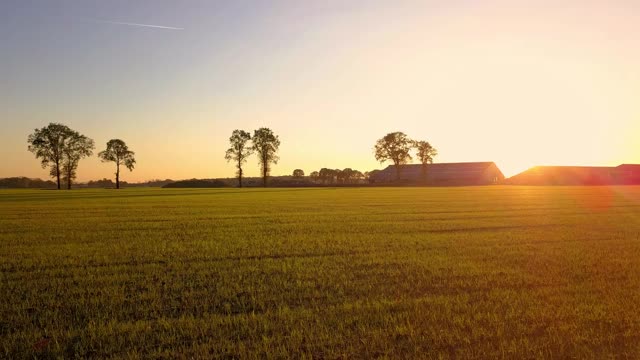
1,0,638,182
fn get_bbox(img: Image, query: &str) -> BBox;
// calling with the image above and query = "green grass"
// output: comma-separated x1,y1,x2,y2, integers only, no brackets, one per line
2,186,640,359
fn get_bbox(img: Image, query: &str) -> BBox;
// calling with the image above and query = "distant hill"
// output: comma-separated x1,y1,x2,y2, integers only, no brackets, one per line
0,177,56,189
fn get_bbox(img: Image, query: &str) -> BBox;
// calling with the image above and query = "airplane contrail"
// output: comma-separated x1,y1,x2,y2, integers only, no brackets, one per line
87,18,184,30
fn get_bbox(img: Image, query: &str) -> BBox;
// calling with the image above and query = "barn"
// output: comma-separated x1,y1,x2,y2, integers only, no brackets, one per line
369,162,505,185
506,164,640,185
616,164,640,184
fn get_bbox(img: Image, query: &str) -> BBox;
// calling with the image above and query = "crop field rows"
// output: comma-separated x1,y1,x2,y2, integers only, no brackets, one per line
2,187,640,358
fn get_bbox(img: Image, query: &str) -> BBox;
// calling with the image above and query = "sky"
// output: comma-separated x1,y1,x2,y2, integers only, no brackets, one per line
1,0,638,182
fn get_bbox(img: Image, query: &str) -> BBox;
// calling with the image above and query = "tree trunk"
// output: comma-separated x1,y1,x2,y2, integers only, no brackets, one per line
422,164,427,184
67,169,72,190
262,155,268,188
263,168,267,187
238,165,243,188
116,163,120,189
55,160,61,190
395,163,401,181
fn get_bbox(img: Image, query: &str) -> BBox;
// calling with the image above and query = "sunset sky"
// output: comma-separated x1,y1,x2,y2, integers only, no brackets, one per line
1,0,638,182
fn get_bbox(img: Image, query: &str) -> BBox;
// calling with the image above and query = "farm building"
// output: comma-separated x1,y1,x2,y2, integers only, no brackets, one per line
506,164,640,185
369,162,505,185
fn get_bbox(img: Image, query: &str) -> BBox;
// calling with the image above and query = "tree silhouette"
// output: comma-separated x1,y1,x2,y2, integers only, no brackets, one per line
293,169,304,178
27,123,94,190
366,170,381,183
374,132,413,181
335,169,344,184
225,130,253,188
319,168,335,185
337,168,364,184
61,131,94,189
98,139,136,189
27,123,73,190
310,171,320,183
414,140,438,182
350,169,365,183
251,128,280,187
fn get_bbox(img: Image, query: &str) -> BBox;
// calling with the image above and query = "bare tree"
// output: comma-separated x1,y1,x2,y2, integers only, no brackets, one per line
61,131,95,189
98,139,136,189
251,128,280,187
414,140,438,182
374,132,413,181
225,130,253,188
27,123,74,190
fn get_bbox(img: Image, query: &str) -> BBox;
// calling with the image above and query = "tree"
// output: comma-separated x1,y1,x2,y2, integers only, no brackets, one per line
98,139,136,189
251,128,280,187
366,169,381,183
340,168,353,184
335,169,345,184
351,170,365,183
88,178,116,188
27,123,93,190
414,140,438,182
310,171,320,183
293,169,305,178
338,168,364,184
224,130,253,188
27,123,74,190
61,131,95,189
374,132,413,181
319,168,335,185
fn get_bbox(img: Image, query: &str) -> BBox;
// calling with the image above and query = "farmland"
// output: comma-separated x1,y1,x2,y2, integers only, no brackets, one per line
2,187,640,359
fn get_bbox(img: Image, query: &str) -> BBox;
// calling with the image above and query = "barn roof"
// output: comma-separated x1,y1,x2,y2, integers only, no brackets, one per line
380,162,498,173
617,164,640,170
507,164,640,185
372,162,504,183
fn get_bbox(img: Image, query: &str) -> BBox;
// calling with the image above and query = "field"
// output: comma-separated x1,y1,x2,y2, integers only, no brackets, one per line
2,186,640,359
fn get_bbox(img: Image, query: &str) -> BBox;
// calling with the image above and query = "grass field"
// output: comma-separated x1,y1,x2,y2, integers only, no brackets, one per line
2,186,640,359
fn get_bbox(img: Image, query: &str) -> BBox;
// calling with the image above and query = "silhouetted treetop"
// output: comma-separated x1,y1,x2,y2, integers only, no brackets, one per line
414,141,438,165
27,123,93,190
225,130,253,188
98,139,136,189
374,132,413,180
61,131,94,189
251,128,280,187
27,123,74,190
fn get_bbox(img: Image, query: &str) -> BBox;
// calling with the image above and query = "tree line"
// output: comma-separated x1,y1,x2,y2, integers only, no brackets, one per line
224,129,436,187
27,124,432,190
286,132,437,185
27,123,136,190
307,168,366,185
